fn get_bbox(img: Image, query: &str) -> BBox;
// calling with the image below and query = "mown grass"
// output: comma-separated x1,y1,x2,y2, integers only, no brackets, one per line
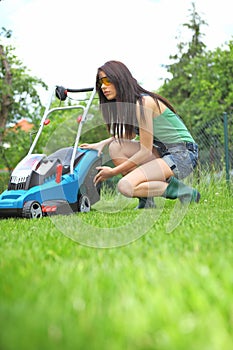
0,176,233,350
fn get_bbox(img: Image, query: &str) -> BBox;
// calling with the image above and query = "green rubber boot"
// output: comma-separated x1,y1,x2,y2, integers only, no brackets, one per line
135,197,156,209
163,176,200,204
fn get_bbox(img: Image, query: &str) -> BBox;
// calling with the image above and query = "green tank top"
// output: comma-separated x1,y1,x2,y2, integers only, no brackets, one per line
153,108,195,144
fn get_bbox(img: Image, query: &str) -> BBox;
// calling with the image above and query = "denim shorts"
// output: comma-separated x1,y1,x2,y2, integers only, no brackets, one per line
156,142,198,179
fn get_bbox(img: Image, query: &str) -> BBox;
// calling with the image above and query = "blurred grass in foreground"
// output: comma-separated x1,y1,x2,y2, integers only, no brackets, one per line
0,176,233,350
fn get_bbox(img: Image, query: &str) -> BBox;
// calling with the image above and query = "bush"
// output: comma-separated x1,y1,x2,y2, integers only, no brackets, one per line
0,172,10,193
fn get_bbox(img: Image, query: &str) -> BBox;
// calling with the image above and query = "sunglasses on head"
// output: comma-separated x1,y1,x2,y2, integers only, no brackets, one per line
98,76,112,87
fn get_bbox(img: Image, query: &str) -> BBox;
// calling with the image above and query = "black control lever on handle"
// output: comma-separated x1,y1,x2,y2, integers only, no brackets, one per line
55,86,67,101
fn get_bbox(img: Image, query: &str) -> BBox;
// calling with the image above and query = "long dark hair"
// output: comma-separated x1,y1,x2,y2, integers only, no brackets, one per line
96,60,176,139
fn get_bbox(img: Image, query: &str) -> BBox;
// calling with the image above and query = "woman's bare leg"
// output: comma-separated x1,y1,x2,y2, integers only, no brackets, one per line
109,139,158,174
109,139,165,207
110,141,200,204
117,158,174,198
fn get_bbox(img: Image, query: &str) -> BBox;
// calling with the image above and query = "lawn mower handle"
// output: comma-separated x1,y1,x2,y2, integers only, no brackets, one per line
56,86,94,101
28,85,97,174
67,87,94,92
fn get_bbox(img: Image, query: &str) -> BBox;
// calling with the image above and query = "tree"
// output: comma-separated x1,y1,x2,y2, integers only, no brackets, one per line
0,27,47,170
189,41,233,119
158,5,233,171
159,2,207,127
159,2,233,124
187,40,233,167
0,28,13,144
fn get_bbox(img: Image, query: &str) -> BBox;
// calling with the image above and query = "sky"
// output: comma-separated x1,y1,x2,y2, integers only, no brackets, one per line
1,0,232,104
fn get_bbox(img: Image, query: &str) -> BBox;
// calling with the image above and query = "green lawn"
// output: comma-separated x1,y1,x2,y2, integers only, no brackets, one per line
0,178,233,350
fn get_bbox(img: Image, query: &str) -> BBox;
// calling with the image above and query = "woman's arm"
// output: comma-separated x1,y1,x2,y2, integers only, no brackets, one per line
111,98,155,175
94,98,156,184
79,136,115,156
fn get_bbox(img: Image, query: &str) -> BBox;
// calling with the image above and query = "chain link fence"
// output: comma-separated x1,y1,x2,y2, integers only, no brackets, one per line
192,113,233,181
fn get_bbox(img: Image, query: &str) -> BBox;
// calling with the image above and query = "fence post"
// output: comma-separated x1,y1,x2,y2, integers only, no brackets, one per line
223,112,230,183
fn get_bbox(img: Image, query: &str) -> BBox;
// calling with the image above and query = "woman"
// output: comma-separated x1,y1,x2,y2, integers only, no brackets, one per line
80,60,200,208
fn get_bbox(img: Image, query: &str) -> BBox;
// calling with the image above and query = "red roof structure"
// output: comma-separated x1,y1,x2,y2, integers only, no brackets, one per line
14,119,34,132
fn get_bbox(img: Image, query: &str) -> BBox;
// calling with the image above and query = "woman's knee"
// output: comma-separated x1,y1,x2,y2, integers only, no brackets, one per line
117,177,133,197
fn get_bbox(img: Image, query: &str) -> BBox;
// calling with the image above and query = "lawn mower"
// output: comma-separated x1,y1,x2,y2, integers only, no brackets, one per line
0,86,102,218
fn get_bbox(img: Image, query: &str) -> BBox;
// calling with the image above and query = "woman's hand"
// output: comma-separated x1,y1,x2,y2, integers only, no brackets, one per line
80,137,115,157
79,142,105,157
94,166,114,185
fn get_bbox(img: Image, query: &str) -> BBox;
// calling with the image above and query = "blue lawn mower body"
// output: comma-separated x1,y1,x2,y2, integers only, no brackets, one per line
0,86,101,218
